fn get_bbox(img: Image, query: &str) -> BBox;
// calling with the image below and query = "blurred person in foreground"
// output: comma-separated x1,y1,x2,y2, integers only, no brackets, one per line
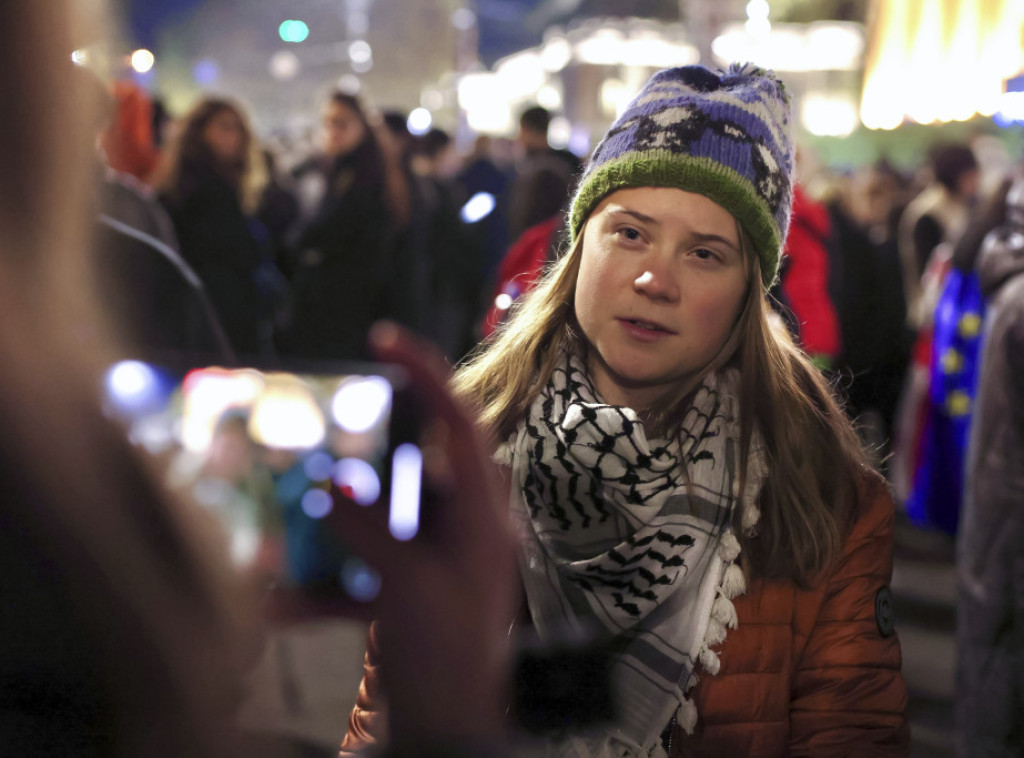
2,3,522,757
955,169,1024,758
0,4,257,755
156,97,281,358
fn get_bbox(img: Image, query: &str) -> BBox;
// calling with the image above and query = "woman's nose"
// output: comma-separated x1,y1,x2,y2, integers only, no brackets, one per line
633,266,678,301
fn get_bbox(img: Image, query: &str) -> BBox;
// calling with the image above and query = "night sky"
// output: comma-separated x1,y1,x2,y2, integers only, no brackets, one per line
121,0,548,63
122,0,207,47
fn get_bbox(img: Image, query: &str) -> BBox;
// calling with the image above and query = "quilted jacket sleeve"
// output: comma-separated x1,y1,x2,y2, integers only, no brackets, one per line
339,622,387,757
788,475,910,756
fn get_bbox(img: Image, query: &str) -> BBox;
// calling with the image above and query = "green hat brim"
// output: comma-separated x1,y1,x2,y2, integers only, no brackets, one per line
569,152,782,288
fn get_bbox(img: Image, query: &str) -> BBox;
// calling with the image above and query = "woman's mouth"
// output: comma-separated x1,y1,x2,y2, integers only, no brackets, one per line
617,317,675,339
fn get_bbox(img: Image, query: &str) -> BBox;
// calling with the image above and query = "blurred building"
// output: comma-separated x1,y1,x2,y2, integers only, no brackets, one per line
86,0,1024,167
110,0,466,137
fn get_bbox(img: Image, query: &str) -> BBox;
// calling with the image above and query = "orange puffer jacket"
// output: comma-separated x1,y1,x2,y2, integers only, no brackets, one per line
340,472,909,757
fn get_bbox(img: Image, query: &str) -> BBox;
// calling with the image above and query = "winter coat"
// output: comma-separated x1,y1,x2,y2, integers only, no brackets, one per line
284,149,394,361
161,167,267,357
481,214,563,338
95,168,233,362
955,217,1024,756
780,185,841,362
507,147,579,243
339,471,909,757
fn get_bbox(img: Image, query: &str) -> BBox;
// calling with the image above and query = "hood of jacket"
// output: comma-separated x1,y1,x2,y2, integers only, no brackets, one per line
978,225,1024,298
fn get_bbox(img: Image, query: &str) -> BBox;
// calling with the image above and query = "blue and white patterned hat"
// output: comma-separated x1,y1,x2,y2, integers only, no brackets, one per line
569,63,794,287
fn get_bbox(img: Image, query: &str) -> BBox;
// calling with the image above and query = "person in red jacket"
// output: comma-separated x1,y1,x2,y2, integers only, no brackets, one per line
341,63,908,757
780,183,841,365
482,214,564,338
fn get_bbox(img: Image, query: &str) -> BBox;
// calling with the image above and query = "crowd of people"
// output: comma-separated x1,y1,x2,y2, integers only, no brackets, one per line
4,1,1024,756
96,78,578,367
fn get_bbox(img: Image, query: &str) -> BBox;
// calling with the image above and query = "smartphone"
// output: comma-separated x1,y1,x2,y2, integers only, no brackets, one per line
101,357,424,602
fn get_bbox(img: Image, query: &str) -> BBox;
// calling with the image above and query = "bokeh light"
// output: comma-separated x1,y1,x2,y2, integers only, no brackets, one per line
278,19,310,43
331,376,392,434
130,49,155,74
389,443,423,541
341,558,381,602
451,7,476,30
460,192,496,224
333,457,381,506
407,107,432,135
301,488,334,519
348,40,372,64
269,50,301,80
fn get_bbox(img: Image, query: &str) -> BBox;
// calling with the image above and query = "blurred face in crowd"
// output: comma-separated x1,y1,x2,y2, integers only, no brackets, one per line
202,107,247,165
957,167,981,202
323,100,366,158
849,167,899,229
574,187,748,410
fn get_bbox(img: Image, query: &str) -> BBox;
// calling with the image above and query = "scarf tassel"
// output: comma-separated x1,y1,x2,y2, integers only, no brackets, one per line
675,695,699,735
711,594,738,628
720,562,746,599
717,529,741,562
698,643,721,675
741,503,761,535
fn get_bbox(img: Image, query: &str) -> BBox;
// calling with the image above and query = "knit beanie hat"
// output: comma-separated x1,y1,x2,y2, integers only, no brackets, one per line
569,63,794,287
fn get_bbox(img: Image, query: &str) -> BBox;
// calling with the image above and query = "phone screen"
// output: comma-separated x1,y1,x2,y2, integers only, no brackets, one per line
101,359,422,601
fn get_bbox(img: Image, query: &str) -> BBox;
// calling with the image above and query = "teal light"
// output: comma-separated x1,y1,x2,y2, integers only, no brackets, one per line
279,20,310,43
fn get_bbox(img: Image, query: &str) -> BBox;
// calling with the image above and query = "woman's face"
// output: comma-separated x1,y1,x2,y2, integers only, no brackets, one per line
202,108,246,164
323,100,366,158
574,187,748,410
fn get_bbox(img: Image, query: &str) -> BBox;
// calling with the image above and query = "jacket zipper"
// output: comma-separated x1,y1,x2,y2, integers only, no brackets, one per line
664,715,676,755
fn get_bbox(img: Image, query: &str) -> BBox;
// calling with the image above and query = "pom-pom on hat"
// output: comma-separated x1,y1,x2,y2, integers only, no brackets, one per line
569,63,795,288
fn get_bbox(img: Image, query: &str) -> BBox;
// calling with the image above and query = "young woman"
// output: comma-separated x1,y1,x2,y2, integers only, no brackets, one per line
342,64,909,757
284,92,410,361
157,97,273,357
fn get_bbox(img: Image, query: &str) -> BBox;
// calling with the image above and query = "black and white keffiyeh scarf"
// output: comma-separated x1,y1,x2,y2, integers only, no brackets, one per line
497,352,766,757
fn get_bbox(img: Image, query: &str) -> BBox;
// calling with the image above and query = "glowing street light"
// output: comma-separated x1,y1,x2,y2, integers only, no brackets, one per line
130,49,155,74
279,19,310,43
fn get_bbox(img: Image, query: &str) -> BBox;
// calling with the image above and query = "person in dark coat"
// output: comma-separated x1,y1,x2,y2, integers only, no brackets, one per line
825,163,912,466
94,170,234,363
506,105,581,243
955,170,1024,757
454,135,512,284
69,63,233,364
157,97,273,359
283,92,402,361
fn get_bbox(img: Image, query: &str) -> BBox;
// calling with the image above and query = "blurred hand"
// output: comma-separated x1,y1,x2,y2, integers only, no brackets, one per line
362,322,520,746
265,322,520,747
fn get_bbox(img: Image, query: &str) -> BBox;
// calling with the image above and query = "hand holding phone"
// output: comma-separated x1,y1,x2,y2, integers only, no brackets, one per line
323,322,522,747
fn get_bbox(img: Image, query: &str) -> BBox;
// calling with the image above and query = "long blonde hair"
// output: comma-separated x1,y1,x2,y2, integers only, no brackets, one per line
453,214,868,586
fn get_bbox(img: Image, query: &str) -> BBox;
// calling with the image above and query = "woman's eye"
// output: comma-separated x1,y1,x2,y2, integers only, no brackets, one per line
692,247,717,261
618,227,642,242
